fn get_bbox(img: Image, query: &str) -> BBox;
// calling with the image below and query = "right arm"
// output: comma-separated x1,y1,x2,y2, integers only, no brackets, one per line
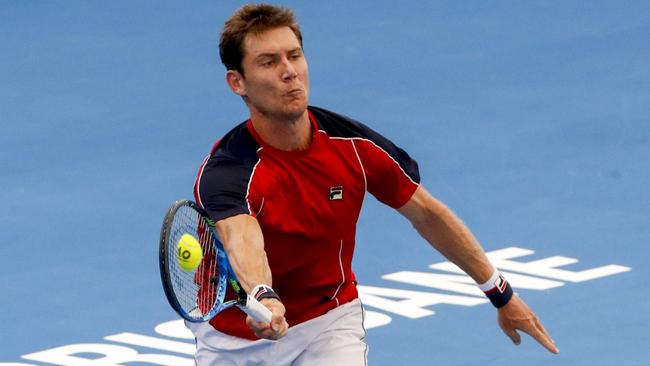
215,214,288,340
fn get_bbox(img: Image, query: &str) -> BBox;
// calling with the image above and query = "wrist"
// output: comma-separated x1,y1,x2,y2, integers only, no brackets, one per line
251,284,281,302
478,269,513,308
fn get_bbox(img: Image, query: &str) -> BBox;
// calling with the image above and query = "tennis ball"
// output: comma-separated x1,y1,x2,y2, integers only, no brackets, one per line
177,233,203,272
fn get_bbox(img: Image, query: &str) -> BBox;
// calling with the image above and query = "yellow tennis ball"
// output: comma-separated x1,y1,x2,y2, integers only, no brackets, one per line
177,233,203,272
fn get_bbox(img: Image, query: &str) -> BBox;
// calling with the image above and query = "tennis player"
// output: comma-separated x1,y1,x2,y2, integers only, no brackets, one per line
187,4,559,365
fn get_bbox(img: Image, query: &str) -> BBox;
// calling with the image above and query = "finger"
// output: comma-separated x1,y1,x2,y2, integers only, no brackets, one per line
245,316,262,328
505,328,521,346
520,318,559,354
251,318,287,339
246,316,271,333
279,319,289,336
271,315,282,332
273,316,288,330
271,317,288,337
254,325,286,340
253,329,277,340
534,317,556,345
530,326,559,354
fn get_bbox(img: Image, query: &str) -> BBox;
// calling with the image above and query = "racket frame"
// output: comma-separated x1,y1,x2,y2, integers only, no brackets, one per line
159,200,271,323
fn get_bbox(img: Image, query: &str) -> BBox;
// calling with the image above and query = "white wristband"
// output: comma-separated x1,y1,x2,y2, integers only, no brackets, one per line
250,284,279,301
477,269,500,292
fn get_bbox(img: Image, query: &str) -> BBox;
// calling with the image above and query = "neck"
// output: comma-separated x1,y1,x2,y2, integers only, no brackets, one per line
250,109,312,151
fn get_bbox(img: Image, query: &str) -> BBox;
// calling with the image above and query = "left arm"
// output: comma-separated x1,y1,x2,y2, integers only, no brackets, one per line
397,185,559,354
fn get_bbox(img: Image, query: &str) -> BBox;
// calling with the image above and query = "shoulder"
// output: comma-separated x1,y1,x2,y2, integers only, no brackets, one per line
195,120,261,201
308,105,405,154
308,105,375,139
194,120,261,217
206,120,261,166
308,105,420,185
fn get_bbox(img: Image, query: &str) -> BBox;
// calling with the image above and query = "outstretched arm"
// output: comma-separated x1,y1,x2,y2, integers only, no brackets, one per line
397,186,559,354
215,213,288,340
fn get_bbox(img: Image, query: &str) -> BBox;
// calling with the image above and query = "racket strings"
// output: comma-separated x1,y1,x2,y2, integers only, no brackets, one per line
168,205,220,320
196,215,218,315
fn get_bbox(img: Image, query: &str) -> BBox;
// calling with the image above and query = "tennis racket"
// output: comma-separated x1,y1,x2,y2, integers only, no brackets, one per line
159,199,272,323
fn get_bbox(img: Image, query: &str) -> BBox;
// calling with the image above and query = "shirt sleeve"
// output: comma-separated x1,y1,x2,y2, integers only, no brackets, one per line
352,126,420,208
193,153,258,222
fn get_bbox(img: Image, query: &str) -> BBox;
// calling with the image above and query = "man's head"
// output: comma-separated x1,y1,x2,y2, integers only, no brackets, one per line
220,4,302,75
220,4,309,122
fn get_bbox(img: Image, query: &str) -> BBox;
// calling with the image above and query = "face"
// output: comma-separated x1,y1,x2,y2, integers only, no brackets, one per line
228,26,309,121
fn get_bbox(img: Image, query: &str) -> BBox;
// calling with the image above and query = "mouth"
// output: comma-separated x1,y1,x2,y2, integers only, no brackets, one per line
285,88,303,97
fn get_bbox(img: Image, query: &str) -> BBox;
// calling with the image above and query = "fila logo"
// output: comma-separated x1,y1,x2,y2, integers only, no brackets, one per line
253,287,269,298
329,186,344,200
495,275,508,293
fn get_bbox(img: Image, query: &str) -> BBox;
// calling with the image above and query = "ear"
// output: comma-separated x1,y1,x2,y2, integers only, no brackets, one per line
226,70,246,96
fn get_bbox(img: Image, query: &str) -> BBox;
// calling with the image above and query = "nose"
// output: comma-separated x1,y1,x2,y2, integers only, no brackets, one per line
281,57,298,81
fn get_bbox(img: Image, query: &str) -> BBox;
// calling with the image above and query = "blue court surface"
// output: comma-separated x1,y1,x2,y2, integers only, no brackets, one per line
1,1,648,365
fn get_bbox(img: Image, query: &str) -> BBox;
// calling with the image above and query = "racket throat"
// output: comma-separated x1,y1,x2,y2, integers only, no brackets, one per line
210,275,250,305
229,279,250,303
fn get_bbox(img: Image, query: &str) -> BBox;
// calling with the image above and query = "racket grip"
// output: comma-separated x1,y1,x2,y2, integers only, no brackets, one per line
242,295,273,323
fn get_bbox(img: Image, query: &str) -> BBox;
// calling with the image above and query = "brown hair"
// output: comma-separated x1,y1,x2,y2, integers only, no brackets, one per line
219,4,303,74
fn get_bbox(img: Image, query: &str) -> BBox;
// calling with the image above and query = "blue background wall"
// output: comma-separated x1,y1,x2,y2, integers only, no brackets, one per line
1,1,648,364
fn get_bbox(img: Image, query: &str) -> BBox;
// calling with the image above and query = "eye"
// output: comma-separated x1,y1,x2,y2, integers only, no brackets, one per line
259,58,275,67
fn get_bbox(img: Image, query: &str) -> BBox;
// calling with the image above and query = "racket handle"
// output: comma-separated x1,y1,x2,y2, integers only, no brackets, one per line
241,295,273,323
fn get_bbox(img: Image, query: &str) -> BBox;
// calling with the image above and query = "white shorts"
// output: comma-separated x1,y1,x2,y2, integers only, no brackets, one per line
185,299,368,366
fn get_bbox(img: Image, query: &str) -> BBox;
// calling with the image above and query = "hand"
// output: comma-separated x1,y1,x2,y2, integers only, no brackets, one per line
246,298,289,340
497,294,559,354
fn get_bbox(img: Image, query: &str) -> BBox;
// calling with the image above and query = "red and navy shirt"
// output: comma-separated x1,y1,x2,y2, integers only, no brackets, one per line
194,106,420,339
